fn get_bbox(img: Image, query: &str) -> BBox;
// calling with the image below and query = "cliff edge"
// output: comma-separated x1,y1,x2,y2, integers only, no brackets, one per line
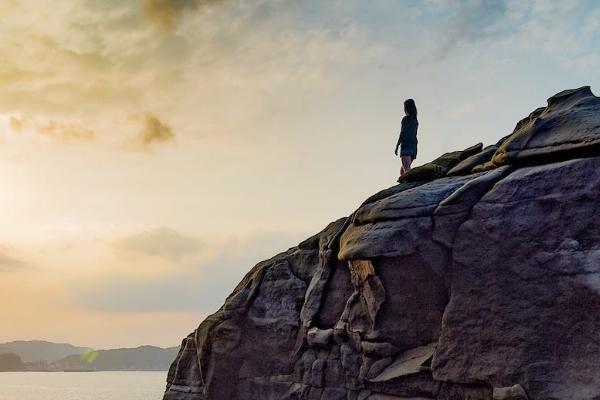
164,87,600,400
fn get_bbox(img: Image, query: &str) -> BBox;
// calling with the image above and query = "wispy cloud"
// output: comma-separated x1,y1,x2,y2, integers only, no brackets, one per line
134,114,176,148
114,226,200,261
142,0,226,31
438,0,510,53
407,0,522,64
0,248,27,272
75,230,304,313
9,115,96,141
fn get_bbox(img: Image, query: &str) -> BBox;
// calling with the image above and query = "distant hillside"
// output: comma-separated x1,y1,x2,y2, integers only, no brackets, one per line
52,345,179,371
0,341,179,371
0,353,24,371
0,340,86,363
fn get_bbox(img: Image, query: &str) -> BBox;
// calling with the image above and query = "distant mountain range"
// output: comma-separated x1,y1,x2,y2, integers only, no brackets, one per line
0,340,179,371
0,340,87,363
52,345,179,371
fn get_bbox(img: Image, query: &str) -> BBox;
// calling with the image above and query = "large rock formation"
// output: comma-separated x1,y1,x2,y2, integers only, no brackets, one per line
164,87,600,400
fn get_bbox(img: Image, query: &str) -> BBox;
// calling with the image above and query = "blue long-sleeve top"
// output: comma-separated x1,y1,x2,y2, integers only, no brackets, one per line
396,116,418,154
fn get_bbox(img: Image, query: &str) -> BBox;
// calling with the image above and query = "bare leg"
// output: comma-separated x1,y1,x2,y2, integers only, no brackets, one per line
401,155,412,176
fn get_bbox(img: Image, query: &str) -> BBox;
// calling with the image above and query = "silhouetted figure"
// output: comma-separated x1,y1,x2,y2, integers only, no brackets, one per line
394,99,418,181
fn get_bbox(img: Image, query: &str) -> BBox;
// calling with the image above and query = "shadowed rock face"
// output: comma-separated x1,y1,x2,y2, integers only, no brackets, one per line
164,87,600,400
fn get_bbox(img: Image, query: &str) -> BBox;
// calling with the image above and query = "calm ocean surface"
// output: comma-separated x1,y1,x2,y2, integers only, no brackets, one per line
0,371,167,400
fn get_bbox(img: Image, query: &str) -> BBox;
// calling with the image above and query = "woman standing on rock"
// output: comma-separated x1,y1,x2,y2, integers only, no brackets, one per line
394,98,419,180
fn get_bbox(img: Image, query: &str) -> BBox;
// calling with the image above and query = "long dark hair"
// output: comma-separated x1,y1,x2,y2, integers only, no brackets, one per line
404,99,417,118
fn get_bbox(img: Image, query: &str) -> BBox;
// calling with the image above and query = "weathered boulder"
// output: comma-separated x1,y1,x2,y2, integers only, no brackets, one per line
164,88,600,400
493,86,600,166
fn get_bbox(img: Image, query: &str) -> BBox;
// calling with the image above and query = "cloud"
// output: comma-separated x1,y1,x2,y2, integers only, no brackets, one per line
0,0,597,152
29,118,95,142
0,248,27,272
114,227,201,261
77,254,247,312
431,0,511,57
8,116,23,132
452,0,508,38
142,0,226,31
75,230,305,313
0,0,363,149
136,114,175,147
9,115,96,141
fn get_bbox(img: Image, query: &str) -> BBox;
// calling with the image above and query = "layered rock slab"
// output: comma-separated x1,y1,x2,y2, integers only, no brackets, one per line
493,86,600,166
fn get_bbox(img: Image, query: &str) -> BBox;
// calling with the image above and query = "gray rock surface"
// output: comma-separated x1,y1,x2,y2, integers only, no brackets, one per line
493,384,528,400
447,145,498,176
493,86,600,166
164,88,600,400
432,156,600,399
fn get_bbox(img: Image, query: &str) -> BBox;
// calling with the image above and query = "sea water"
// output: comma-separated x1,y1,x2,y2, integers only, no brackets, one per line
0,371,166,400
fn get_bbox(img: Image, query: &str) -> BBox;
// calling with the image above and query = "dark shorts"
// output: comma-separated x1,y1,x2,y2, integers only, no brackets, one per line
400,149,417,160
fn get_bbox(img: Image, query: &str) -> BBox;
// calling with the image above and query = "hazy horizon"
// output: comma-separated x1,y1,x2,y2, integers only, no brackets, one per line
0,0,598,348
0,339,177,350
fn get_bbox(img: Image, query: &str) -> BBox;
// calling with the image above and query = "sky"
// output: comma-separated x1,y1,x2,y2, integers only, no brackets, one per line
0,0,598,349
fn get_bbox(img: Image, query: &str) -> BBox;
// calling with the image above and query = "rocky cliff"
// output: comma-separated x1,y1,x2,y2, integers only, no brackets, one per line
163,87,600,400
